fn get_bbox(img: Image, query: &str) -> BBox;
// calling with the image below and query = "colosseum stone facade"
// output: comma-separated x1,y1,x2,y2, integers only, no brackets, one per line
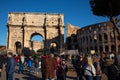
77,21,120,54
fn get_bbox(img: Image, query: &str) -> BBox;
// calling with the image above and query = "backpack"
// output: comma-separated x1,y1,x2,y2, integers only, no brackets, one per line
109,64,120,76
28,59,32,67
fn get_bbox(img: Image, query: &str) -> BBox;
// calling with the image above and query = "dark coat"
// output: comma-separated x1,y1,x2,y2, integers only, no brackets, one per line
6,57,16,74
0,55,5,68
74,59,85,76
108,64,120,80
45,57,56,78
59,64,68,77
34,57,39,68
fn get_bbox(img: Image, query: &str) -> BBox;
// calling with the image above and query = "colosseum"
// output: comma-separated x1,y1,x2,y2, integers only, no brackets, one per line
77,21,120,54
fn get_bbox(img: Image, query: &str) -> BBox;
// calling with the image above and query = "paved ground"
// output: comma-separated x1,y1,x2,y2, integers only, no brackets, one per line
0,66,108,80
0,67,77,80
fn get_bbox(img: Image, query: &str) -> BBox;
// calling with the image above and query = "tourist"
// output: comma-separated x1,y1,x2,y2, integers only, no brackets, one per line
84,55,96,80
41,53,48,80
107,55,120,80
75,55,85,80
58,59,68,80
6,51,16,80
34,56,40,75
18,54,25,74
56,56,61,80
100,52,107,74
0,54,5,78
14,54,19,63
27,56,33,74
93,55,102,80
45,54,56,80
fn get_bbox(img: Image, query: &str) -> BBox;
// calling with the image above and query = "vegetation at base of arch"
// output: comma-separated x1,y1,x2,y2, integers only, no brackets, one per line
37,49,43,53
30,49,43,58
30,50,35,56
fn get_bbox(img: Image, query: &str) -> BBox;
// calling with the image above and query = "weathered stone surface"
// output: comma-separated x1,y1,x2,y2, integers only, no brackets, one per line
7,12,64,53
77,21,120,54
66,23,80,37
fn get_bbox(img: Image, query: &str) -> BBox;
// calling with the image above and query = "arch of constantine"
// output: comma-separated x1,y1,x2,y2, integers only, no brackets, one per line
7,12,64,54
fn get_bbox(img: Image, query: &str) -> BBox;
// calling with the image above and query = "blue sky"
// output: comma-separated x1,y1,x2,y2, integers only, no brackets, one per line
0,0,108,46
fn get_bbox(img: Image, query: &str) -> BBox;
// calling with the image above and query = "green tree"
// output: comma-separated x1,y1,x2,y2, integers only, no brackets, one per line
90,0,120,53
90,0,120,34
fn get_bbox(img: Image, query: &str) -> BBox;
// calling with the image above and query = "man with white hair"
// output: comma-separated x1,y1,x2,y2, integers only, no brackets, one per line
6,51,16,80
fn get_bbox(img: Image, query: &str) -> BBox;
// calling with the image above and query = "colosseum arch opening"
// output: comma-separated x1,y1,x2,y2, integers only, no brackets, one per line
7,12,64,54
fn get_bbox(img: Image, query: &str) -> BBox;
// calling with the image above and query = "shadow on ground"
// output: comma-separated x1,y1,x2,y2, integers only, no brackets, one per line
15,69,42,80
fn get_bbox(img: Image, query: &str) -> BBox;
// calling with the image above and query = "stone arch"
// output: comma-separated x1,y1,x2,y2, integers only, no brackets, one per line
99,46,103,53
111,45,115,51
105,45,109,52
104,33,108,41
30,32,44,51
30,32,44,40
15,41,22,54
7,13,64,54
24,29,45,48
99,34,102,42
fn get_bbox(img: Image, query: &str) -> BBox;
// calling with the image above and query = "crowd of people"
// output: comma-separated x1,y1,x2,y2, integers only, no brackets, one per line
71,52,120,80
0,52,68,80
0,51,120,80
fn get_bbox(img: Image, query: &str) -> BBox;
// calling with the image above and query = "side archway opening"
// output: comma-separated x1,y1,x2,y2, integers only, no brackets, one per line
15,41,22,54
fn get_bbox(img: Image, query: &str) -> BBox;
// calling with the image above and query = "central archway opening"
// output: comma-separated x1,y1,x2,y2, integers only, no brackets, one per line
30,33,44,53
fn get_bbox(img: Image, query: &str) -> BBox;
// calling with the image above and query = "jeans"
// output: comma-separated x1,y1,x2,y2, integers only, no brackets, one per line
6,73,13,80
94,76,101,80
19,63,24,73
34,68,39,74
61,76,66,80
28,66,32,74
85,76,93,80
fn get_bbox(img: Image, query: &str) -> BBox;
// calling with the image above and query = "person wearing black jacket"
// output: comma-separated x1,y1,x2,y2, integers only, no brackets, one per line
75,55,85,80
0,54,5,78
107,55,120,80
58,59,68,80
